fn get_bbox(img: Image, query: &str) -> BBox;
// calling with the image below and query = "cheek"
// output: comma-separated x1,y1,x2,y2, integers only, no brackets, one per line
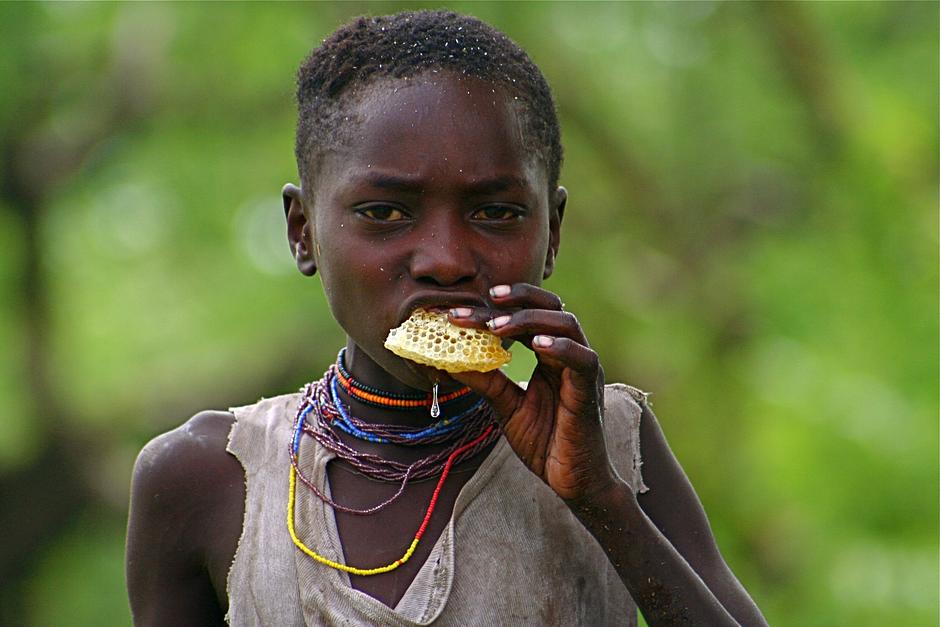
313,237,358,308
317,236,407,312
485,236,549,284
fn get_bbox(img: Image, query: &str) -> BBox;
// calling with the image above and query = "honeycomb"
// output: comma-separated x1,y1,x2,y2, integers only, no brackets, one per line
384,308,512,373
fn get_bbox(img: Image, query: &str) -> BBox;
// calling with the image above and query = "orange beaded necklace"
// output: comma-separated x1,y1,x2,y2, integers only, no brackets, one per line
335,348,472,411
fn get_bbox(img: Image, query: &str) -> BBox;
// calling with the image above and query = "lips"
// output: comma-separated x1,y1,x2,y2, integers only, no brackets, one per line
396,291,487,326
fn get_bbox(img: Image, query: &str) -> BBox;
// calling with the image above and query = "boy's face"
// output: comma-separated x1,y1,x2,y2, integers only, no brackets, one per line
288,73,564,389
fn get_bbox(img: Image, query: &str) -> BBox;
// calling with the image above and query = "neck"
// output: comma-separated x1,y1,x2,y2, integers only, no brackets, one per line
342,339,466,394
338,341,480,428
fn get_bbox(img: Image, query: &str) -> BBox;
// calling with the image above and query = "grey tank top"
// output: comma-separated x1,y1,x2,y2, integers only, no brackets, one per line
225,383,649,626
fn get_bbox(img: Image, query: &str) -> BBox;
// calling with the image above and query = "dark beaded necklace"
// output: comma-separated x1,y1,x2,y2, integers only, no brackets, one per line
335,348,472,414
289,365,499,516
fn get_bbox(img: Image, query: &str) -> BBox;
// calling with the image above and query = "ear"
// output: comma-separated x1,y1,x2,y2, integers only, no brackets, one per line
283,183,317,277
543,186,566,280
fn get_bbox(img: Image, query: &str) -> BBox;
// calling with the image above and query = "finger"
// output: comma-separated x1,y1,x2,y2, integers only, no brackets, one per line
530,336,602,402
485,309,589,346
447,306,500,329
488,283,564,311
449,368,525,423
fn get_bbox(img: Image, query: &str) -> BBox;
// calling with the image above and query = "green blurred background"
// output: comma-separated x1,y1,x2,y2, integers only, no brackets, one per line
0,2,936,625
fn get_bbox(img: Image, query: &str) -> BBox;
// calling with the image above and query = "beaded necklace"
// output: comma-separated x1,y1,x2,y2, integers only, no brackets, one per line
287,362,500,575
294,369,498,481
335,348,471,416
288,424,495,576
329,374,483,444
290,371,497,515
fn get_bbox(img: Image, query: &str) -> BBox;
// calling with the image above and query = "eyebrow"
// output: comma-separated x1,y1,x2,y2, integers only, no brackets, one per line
362,173,530,195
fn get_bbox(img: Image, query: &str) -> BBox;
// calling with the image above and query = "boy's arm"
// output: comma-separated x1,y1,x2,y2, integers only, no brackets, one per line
569,400,768,626
636,401,766,624
126,411,243,627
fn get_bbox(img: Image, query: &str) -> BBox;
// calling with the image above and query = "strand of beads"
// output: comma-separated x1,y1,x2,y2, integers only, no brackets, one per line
289,368,499,515
289,395,419,516
328,371,483,444
287,362,500,575
295,372,497,482
288,424,495,576
335,348,472,410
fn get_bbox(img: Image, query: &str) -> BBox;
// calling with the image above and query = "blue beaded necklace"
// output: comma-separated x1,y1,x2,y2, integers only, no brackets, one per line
329,373,485,444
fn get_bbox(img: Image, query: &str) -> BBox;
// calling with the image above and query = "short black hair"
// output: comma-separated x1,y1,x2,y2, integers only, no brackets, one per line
295,10,562,192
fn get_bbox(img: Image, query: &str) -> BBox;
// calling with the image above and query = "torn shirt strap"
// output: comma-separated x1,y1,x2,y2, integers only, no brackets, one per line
623,384,652,409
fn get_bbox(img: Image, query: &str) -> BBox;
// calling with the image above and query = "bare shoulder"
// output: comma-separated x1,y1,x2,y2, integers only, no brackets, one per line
127,410,244,626
130,410,243,531
132,410,238,489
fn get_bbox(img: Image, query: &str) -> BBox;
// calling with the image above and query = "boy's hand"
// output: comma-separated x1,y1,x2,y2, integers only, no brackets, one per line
448,283,621,504
450,284,766,627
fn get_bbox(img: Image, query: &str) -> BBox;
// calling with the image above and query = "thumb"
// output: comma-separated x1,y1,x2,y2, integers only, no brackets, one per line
450,369,525,423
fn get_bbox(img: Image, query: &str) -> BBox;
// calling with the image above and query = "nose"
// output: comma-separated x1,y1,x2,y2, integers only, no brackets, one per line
408,215,477,287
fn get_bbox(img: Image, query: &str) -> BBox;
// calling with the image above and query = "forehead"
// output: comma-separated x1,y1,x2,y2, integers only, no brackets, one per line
314,73,548,197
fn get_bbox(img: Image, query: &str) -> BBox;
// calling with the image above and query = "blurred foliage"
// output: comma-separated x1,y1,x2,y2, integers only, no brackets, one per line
0,2,936,626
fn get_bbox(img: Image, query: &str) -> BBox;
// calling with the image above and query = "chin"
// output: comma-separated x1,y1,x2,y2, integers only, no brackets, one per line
402,359,460,391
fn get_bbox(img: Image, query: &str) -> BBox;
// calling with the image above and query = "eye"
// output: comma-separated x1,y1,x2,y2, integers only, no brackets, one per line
471,205,525,222
356,204,409,222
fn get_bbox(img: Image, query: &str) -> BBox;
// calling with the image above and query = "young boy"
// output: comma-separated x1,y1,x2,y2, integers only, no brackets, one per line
126,11,767,626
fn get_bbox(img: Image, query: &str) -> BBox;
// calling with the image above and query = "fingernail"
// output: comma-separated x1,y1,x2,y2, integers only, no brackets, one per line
533,335,554,348
450,307,473,318
489,285,511,298
487,315,511,329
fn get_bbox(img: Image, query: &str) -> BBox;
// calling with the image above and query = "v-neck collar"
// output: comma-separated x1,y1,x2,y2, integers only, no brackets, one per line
292,428,513,625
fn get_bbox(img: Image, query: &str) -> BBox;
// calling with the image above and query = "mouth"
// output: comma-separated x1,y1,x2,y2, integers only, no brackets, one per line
396,291,488,326
385,292,502,391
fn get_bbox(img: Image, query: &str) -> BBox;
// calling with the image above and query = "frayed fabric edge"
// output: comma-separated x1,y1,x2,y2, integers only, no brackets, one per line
223,408,251,626
623,385,651,495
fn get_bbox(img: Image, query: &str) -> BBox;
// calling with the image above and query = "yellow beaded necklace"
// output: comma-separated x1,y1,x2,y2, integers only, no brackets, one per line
287,423,495,576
